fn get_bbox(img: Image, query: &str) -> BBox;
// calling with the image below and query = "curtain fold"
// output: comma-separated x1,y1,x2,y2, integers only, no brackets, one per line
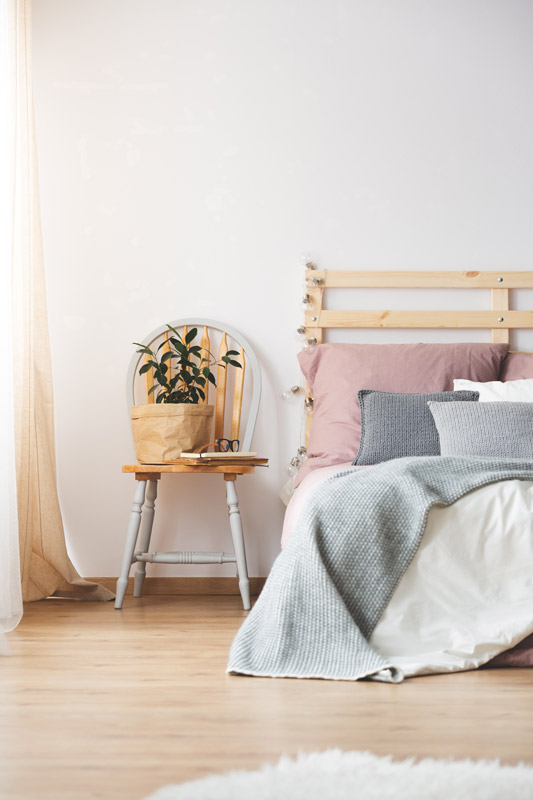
10,0,113,604
0,0,22,655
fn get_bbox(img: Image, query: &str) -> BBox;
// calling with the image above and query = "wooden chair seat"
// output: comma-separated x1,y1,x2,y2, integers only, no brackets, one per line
115,319,265,612
123,459,267,476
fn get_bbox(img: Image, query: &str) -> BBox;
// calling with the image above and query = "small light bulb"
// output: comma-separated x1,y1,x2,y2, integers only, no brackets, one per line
305,276,323,289
305,397,314,414
300,253,315,269
286,457,299,477
295,325,307,342
281,385,302,401
301,294,315,313
303,337,317,351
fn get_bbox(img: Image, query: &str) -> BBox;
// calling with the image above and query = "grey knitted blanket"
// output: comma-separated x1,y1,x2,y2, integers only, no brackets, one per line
227,456,533,683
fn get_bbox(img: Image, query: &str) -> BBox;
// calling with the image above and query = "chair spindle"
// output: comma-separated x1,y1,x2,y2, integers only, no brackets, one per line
199,326,211,404
214,333,228,440
230,348,245,442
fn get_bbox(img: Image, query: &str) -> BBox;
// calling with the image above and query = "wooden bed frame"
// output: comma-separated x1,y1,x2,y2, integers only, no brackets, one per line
303,268,533,443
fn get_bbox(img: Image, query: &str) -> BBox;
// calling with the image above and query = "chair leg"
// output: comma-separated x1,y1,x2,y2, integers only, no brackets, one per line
225,477,251,610
133,479,158,598
115,480,147,609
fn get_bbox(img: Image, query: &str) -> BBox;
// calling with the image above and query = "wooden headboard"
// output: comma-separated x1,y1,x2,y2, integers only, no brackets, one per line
302,268,533,443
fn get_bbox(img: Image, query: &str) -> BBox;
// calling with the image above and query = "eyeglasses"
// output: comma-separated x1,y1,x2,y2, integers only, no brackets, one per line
196,438,241,455
216,438,240,452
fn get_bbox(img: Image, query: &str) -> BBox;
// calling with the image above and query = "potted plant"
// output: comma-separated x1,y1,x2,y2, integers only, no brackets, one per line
130,325,242,463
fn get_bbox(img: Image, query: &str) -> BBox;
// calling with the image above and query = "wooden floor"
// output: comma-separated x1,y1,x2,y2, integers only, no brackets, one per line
1,597,533,800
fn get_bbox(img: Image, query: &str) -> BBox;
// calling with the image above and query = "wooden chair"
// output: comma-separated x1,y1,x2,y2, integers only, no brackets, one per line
116,318,264,611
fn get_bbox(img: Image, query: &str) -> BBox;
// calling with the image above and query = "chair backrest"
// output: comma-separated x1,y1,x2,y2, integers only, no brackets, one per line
126,318,261,452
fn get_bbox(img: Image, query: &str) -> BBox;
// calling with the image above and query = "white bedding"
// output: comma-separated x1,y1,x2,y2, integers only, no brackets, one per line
282,464,533,677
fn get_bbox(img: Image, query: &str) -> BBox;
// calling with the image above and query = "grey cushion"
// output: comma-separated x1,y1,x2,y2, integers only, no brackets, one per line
353,390,479,466
428,401,533,459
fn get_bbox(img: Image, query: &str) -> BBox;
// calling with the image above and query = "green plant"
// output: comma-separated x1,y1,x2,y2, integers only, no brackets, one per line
133,325,242,404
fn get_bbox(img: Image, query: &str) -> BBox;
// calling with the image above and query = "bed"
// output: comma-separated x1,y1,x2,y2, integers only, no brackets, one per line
228,268,533,681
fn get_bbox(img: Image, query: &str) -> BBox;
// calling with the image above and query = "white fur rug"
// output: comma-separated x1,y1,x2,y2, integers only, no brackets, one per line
144,749,533,800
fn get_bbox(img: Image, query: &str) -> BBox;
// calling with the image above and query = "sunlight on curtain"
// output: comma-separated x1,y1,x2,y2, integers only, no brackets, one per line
10,0,113,604
0,0,22,655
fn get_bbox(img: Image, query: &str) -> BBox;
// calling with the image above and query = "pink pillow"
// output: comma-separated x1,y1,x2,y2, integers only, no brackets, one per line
296,342,509,487
500,352,533,381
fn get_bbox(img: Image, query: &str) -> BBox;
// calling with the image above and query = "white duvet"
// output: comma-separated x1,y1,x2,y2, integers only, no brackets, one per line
282,464,533,677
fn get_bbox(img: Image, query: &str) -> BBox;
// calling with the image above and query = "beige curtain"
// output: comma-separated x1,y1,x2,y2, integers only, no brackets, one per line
1,0,22,653
10,0,113,602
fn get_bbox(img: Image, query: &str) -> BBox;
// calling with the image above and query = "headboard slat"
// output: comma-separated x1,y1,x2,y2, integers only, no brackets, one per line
310,270,533,289
314,309,533,329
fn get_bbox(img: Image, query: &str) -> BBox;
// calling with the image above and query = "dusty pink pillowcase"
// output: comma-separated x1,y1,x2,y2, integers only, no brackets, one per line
296,342,509,487
484,633,533,668
500,352,533,380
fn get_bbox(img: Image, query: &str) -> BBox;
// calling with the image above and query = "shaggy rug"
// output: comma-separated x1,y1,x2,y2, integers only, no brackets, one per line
144,749,533,800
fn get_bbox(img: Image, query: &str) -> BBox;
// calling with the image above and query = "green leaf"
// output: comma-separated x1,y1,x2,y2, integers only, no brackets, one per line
197,387,205,401
207,372,216,387
147,385,158,395
228,359,242,368
160,351,173,363
185,328,197,344
225,350,240,356
166,325,182,339
153,370,168,385
139,363,153,375
202,367,210,378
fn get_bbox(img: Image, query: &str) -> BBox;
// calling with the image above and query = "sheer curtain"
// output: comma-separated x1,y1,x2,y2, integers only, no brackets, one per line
1,0,112,637
0,0,22,655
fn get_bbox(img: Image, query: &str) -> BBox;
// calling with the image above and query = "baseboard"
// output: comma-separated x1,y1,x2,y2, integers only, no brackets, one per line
87,576,267,597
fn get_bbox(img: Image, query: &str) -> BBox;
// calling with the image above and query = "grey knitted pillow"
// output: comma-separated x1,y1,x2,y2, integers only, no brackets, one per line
353,390,479,466
428,401,533,459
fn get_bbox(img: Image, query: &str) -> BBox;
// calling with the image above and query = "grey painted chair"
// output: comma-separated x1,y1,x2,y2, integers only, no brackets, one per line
116,318,263,611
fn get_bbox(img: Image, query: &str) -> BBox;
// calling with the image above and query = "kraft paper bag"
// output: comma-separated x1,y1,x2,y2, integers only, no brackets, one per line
131,404,214,463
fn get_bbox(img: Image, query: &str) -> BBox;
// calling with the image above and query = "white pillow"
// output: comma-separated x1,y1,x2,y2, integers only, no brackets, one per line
454,377,533,402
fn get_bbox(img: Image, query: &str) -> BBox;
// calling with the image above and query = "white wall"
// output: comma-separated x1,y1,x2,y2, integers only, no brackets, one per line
32,0,533,577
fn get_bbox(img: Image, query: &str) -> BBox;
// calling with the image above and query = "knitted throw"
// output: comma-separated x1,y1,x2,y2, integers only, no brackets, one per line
227,456,533,683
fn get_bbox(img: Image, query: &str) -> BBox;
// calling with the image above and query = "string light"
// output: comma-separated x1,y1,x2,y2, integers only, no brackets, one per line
300,253,316,270
281,385,302,401
282,255,317,485
305,276,323,289
301,293,315,312
286,446,308,477
286,457,300,477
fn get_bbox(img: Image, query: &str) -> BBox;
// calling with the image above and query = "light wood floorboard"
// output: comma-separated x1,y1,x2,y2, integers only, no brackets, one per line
1,596,533,799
